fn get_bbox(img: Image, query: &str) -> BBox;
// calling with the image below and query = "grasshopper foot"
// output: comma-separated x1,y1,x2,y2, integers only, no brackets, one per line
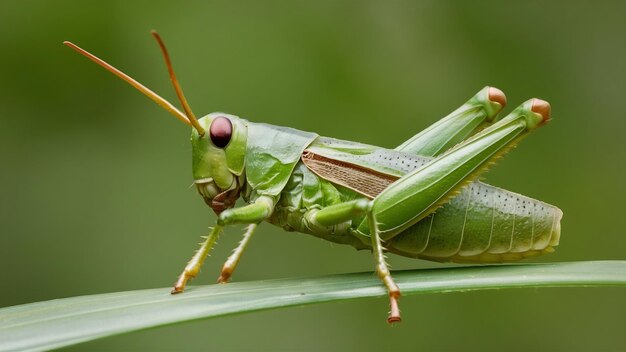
387,292,402,324
171,272,193,294
216,272,231,284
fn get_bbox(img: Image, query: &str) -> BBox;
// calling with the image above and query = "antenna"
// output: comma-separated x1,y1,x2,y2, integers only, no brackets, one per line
151,31,205,135
63,41,193,127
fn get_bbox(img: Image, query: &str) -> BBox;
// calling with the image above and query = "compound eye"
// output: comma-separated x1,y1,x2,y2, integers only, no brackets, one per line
209,116,233,148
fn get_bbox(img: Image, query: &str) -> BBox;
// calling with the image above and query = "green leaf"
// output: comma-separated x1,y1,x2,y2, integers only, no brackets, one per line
2,261,626,352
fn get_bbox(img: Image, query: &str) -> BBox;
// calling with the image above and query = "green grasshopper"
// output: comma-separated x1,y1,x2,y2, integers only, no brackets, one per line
64,32,562,323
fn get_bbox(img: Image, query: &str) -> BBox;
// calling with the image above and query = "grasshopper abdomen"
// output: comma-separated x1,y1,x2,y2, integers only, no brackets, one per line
387,182,562,263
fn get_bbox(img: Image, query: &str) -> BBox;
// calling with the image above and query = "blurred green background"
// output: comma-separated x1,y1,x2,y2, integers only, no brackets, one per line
1,1,625,351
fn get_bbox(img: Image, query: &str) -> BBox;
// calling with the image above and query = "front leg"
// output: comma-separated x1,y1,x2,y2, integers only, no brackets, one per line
217,223,258,284
171,196,274,294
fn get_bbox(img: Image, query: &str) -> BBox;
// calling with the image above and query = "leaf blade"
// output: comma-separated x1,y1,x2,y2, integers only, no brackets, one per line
1,261,626,352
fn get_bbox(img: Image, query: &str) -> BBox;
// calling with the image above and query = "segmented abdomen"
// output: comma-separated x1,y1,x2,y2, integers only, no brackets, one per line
387,182,562,263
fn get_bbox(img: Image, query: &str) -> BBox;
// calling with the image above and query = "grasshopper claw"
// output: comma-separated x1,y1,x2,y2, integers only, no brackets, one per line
171,274,192,294
387,292,402,324
216,273,231,284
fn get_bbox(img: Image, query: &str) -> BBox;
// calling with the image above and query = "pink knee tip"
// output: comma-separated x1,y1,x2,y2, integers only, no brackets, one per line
531,98,551,123
488,87,507,108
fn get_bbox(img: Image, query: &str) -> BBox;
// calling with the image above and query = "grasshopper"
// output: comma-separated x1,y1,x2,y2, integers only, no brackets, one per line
64,32,562,323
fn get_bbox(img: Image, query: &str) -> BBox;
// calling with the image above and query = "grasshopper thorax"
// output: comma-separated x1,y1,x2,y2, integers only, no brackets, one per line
192,113,248,214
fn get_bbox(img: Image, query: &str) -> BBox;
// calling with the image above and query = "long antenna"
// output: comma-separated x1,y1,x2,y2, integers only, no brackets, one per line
63,41,192,127
150,31,205,136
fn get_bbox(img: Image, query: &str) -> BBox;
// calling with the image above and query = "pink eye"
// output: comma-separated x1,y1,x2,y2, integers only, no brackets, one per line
209,116,233,148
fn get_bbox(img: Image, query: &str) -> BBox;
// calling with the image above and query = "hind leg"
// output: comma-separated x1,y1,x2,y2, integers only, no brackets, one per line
396,86,506,157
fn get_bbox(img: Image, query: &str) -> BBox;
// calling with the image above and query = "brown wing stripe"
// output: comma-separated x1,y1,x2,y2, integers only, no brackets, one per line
301,150,399,199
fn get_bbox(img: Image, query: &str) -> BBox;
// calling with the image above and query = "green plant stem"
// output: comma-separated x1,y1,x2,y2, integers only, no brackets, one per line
1,261,626,352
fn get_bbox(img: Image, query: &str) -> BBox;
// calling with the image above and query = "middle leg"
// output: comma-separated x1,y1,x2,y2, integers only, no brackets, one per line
306,199,401,323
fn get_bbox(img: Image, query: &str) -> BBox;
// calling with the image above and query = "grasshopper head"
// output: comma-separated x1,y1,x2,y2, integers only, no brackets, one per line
192,113,248,214
63,33,249,214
